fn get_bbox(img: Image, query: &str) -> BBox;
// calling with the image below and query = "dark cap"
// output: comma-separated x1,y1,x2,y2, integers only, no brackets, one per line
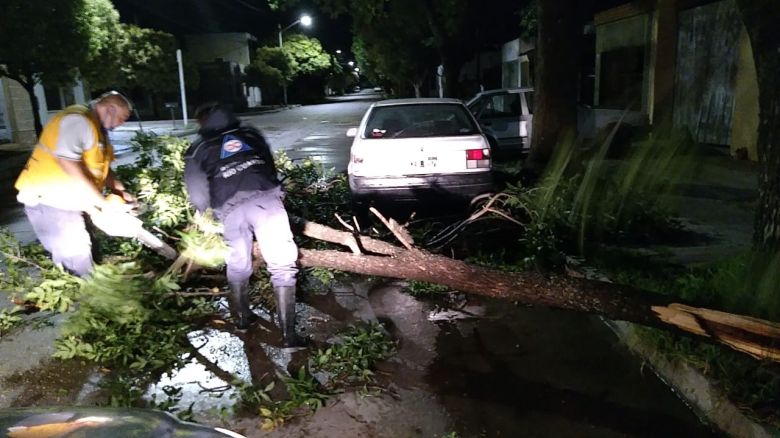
194,102,220,122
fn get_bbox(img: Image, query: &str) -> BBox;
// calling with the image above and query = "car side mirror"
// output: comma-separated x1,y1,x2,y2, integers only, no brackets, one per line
346,127,358,137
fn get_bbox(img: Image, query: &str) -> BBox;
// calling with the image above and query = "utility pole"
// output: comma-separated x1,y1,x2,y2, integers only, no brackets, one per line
278,24,288,106
176,49,188,126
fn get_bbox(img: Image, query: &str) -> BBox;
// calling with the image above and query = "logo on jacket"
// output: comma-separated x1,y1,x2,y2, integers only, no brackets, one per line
220,135,252,159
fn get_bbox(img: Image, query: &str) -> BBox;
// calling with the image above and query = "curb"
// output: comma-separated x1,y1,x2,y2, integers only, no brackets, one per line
237,104,300,117
567,258,779,437
604,320,780,437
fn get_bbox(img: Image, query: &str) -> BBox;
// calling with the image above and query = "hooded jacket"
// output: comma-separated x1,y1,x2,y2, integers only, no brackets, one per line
183,105,280,216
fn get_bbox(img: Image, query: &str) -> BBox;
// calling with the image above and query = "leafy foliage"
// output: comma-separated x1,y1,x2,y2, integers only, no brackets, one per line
275,151,350,228
281,367,329,412
245,46,291,91
518,2,538,40
115,133,192,231
84,21,199,96
312,323,397,388
233,367,329,432
0,228,81,335
282,34,333,77
406,280,450,297
0,309,23,336
274,0,526,97
325,60,358,96
350,4,438,96
0,0,92,87
178,211,230,268
247,34,334,104
232,323,396,431
121,25,199,94
78,0,123,90
478,131,695,267
54,263,213,366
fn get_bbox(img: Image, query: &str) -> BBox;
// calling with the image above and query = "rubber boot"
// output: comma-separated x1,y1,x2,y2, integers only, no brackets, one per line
228,280,258,329
274,286,301,348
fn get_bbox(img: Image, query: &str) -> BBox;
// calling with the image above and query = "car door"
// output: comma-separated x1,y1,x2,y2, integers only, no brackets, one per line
471,92,524,152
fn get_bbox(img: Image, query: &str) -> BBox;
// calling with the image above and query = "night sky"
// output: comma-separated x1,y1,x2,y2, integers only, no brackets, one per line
112,0,354,55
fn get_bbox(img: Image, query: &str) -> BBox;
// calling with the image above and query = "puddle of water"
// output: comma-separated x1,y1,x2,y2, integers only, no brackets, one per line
424,300,720,437
144,329,248,419
143,286,367,421
139,279,718,437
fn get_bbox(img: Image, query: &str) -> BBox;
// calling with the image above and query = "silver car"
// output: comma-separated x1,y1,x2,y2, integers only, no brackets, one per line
466,88,534,156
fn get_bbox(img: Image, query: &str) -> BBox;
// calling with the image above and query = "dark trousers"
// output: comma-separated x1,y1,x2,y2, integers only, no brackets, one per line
24,203,93,277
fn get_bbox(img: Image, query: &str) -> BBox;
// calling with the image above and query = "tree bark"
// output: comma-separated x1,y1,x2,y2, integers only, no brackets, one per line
270,218,780,363
526,0,581,175
736,0,780,252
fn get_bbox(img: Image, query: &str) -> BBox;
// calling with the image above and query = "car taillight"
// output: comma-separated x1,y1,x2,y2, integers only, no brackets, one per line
466,149,483,160
466,148,491,169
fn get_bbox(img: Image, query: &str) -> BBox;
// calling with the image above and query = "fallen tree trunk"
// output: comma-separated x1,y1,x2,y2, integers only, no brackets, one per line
284,217,780,363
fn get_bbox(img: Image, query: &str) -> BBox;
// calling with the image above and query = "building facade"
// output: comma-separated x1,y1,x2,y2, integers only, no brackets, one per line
185,32,262,109
0,77,88,145
594,0,758,158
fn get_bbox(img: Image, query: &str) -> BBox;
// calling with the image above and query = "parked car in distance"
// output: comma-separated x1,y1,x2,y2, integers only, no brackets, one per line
347,98,494,210
466,88,533,157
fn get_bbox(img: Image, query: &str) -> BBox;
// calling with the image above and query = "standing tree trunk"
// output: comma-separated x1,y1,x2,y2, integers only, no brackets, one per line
736,0,780,252
526,0,581,175
411,81,422,98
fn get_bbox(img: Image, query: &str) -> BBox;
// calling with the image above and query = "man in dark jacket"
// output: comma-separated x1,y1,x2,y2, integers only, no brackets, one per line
183,103,299,347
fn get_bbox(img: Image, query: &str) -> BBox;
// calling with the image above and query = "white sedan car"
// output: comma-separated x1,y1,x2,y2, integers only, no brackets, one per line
347,98,494,207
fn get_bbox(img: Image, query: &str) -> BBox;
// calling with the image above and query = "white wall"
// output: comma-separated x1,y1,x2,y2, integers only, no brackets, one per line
185,33,255,71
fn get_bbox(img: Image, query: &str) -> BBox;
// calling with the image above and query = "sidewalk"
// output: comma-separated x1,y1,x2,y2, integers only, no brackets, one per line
654,149,757,264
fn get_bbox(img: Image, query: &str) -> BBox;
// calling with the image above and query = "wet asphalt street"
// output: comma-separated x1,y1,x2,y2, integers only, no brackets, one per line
243,94,377,172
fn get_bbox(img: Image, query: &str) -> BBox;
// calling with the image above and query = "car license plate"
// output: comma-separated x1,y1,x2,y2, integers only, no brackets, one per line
411,156,438,168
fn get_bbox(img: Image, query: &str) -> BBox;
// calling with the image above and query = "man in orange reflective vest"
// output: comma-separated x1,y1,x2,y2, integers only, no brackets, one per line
14,91,135,277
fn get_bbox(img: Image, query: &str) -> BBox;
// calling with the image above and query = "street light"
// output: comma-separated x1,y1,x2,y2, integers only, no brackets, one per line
347,61,354,67
335,49,342,54
278,14,313,105
354,67,360,72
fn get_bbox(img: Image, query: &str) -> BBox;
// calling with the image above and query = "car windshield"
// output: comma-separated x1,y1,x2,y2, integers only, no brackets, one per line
364,103,480,139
